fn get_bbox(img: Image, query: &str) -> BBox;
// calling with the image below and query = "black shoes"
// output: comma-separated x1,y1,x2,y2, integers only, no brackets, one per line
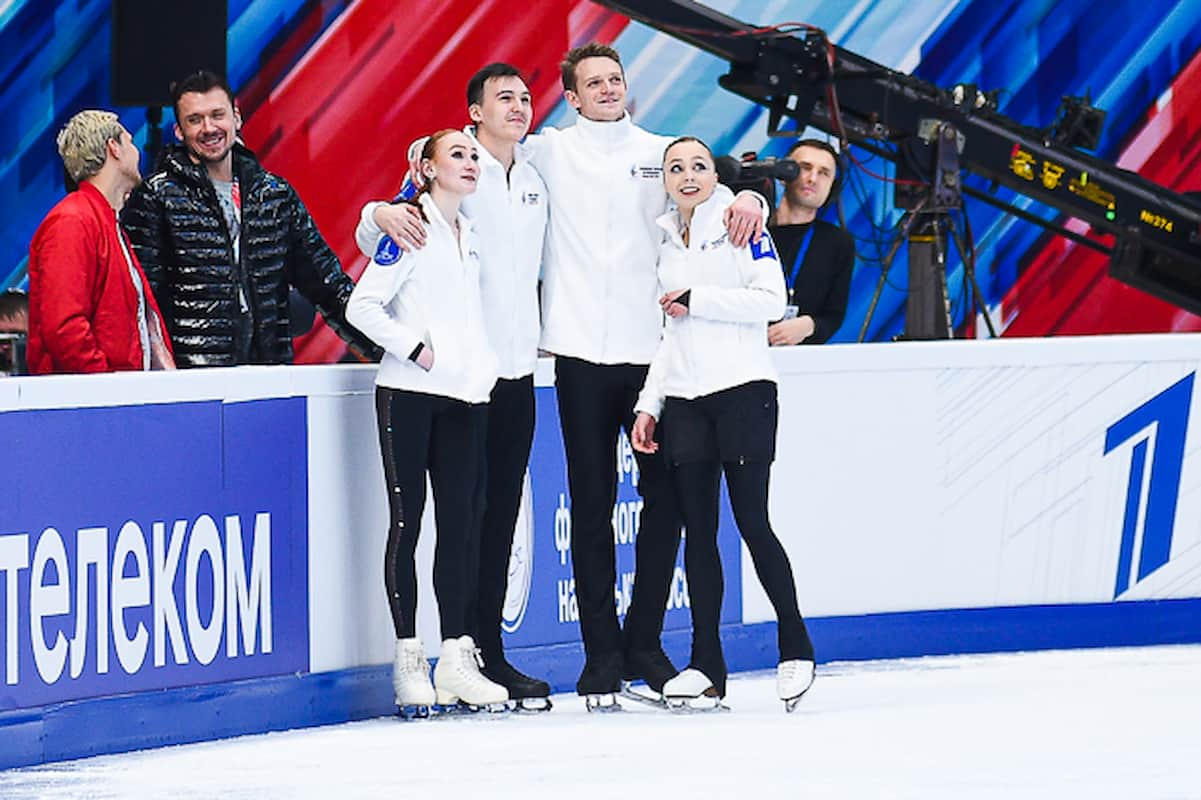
623,647,678,693
576,651,624,695
481,658,551,699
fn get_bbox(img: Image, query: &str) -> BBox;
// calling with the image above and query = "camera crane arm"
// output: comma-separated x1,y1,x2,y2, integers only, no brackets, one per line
593,0,1201,319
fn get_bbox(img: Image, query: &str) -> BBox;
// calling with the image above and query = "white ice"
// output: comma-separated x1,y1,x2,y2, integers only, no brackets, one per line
3,644,1199,799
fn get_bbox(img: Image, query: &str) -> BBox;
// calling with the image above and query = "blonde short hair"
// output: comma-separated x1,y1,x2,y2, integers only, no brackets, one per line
56,110,125,182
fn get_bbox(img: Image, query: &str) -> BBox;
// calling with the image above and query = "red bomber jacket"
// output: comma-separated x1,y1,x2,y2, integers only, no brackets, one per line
27,181,172,374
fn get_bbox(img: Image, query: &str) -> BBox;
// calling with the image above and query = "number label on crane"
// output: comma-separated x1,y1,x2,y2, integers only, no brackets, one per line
1139,210,1174,232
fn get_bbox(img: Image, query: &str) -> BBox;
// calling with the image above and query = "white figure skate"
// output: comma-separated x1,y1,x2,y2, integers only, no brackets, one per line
393,637,435,719
777,659,815,712
662,668,728,713
433,636,509,711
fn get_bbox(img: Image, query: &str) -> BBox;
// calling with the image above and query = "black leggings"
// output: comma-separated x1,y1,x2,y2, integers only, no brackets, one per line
375,386,487,640
665,384,813,695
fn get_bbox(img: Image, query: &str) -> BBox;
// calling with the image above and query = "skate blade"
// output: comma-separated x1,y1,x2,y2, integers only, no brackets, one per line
512,697,553,713
584,693,623,713
396,704,434,720
619,684,668,710
432,701,511,717
664,696,729,714
782,688,812,713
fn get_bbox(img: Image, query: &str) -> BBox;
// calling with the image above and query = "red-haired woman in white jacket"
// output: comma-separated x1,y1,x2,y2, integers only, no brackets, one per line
348,129,507,716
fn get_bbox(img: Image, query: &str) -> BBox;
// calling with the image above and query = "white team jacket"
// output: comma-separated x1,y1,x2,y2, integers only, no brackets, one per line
347,193,498,403
356,127,547,381
527,113,674,365
634,184,787,419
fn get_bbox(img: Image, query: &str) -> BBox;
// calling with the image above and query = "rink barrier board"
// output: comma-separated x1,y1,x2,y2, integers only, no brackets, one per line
7,338,1201,769
4,597,1200,770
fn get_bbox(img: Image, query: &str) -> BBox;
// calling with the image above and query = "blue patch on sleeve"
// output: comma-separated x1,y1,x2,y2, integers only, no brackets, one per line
749,232,778,262
373,236,402,266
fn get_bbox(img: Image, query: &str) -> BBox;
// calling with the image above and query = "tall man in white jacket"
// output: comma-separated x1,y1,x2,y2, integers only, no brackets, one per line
528,43,764,705
355,64,551,707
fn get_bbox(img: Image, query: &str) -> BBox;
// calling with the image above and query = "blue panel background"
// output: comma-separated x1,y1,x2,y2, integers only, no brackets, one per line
0,398,309,709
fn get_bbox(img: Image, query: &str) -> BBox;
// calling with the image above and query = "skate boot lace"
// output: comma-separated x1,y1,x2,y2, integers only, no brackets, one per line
458,641,488,683
405,647,427,675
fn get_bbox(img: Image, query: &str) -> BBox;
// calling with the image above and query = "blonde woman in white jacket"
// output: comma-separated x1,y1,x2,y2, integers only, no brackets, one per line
631,137,816,711
347,129,507,715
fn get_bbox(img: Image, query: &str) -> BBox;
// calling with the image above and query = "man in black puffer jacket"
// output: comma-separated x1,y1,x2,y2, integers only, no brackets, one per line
123,70,379,367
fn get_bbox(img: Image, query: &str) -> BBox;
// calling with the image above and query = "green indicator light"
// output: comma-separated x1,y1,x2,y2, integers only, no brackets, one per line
1106,210,1116,221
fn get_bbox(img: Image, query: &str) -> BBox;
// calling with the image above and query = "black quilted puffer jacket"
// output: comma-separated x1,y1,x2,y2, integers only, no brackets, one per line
122,142,380,367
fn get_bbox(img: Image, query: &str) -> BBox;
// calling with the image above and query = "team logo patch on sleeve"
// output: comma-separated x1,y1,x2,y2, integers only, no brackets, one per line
392,179,418,202
374,236,402,266
749,232,779,262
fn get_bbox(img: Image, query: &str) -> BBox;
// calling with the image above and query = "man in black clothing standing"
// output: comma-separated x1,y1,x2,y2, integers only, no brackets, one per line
767,139,855,346
123,71,378,367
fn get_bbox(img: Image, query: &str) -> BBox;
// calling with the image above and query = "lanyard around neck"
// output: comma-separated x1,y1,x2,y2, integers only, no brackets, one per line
786,225,816,291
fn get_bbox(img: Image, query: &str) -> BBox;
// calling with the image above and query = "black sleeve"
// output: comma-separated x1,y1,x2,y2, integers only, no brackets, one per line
121,182,170,314
283,183,383,361
806,227,855,345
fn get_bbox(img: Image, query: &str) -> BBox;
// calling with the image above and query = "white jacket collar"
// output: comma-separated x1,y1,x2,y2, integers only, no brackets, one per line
418,192,473,241
574,111,634,148
463,125,532,172
656,183,736,247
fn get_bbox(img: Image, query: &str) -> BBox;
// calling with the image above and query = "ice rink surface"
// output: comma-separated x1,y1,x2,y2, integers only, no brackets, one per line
3,644,1198,799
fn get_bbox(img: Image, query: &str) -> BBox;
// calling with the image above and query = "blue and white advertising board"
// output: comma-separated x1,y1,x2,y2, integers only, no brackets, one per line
0,398,309,710
4,337,1201,770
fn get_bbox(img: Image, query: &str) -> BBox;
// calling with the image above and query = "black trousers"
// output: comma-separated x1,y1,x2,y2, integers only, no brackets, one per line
472,375,535,661
375,386,488,641
554,356,682,667
664,382,813,695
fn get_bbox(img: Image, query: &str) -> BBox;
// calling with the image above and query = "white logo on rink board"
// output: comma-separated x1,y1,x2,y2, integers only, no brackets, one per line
501,474,535,634
0,512,273,687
